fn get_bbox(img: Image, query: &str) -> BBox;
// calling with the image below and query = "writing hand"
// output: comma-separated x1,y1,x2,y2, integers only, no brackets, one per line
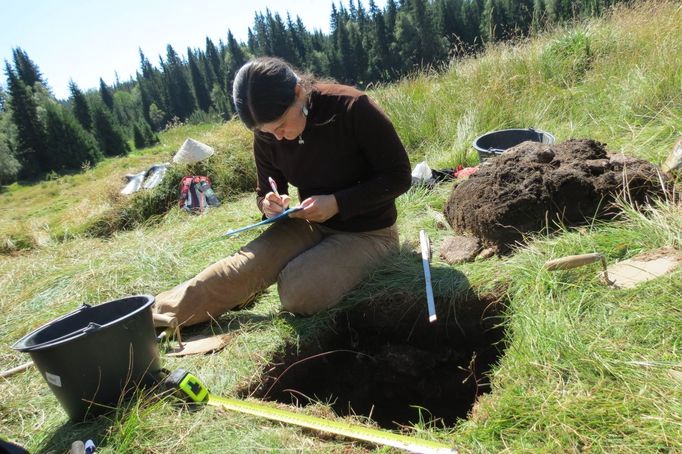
262,192,291,218
289,194,339,223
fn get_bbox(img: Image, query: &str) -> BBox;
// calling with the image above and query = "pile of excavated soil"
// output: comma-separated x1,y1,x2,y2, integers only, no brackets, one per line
445,139,668,252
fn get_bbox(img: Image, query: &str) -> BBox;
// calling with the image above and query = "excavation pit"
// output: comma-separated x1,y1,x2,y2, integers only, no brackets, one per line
244,294,506,429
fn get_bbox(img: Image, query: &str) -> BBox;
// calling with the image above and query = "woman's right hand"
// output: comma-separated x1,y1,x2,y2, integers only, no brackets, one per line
262,192,291,218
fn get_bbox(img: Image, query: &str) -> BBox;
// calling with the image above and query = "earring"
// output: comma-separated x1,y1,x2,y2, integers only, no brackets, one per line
302,105,308,116
298,135,304,145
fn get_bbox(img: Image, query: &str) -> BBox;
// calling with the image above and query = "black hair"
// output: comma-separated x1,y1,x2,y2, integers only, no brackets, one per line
232,57,300,130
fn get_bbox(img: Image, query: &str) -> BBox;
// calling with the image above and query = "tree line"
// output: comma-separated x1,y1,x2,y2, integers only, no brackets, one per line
0,0,627,183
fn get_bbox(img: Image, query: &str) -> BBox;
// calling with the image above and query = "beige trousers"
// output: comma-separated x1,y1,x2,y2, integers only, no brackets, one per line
154,218,399,326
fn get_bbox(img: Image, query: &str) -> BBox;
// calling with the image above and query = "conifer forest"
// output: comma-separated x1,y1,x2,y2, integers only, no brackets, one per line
1,0,627,183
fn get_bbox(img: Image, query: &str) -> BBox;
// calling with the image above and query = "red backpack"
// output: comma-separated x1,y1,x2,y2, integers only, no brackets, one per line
179,176,220,213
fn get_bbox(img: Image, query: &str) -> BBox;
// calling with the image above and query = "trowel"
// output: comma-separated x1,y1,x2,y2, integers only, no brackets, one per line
153,313,232,357
544,248,681,288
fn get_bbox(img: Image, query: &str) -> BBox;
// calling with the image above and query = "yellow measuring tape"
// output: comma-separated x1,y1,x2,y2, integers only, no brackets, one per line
170,369,457,454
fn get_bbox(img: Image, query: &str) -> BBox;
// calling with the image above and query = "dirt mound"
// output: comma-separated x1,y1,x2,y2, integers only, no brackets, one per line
445,139,667,252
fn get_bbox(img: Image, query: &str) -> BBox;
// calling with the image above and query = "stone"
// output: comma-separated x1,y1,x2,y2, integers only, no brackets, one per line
439,236,481,264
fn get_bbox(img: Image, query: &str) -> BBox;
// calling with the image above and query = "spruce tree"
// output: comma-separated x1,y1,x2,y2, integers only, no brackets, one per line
141,120,159,145
394,12,419,72
225,30,247,88
68,81,92,131
4,62,48,177
12,48,44,88
368,0,391,79
348,23,369,83
480,0,496,41
200,53,216,90
252,12,270,55
205,37,224,84
133,123,146,149
187,48,211,112
410,0,446,64
99,78,115,110
44,102,102,170
138,50,168,128
334,6,355,83
287,14,309,66
385,0,399,40
91,103,130,156
532,0,546,32
0,136,21,184
460,0,482,44
161,45,196,121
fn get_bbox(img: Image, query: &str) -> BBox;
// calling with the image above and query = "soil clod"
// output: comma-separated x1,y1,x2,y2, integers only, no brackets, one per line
439,236,481,264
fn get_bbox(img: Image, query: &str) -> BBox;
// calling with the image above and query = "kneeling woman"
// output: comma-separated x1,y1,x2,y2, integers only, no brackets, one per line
154,57,412,326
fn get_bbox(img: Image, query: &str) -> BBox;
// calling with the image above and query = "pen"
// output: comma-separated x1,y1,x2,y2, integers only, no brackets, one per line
268,176,279,196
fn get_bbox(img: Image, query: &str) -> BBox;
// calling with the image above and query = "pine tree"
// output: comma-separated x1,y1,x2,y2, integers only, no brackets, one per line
133,123,146,149
480,0,495,41
225,30,247,89
68,81,92,131
288,14,309,67
532,0,546,32
161,45,196,121
410,0,447,64
348,22,369,83
4,62,48,177
0,136,21,184
91,103,130,156
334,6,355,83
205,37,224,84
187,48,211,112
368,0,391,79
268,11,299,66
385,0,399,39
141,120,159,145
44,102,102,170
138,49,168,128
247,28,258,55
394,12,419,72
99,78,115,110
12,48,44,88
437,0,464,47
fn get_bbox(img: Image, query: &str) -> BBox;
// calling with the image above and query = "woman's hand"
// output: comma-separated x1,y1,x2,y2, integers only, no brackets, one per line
289,195,339,223
262,192,291,218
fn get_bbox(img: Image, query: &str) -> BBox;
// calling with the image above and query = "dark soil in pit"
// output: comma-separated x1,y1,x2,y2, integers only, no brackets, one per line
242,294,506,429
445,139,669,252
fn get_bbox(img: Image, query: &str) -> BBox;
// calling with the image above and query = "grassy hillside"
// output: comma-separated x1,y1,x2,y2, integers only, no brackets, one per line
1,2,681,453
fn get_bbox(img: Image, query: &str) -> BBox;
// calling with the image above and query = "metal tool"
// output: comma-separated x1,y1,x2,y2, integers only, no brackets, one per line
164,369,457,454
419,230,437,322
544,252,613,285
153,313,184,349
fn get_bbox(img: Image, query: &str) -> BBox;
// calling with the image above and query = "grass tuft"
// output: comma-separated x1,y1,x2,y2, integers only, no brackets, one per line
1,2,682,452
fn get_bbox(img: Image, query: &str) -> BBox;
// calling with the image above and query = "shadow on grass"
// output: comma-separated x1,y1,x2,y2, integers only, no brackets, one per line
34,415,113,454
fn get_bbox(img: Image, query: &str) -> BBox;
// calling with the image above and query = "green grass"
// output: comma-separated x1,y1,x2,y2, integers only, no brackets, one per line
1,1,682,452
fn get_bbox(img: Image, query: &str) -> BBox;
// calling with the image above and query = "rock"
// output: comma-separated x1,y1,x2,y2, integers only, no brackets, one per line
439,236,481,264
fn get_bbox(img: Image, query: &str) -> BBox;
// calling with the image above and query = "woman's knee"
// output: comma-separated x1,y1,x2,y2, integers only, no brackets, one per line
277,275,343,314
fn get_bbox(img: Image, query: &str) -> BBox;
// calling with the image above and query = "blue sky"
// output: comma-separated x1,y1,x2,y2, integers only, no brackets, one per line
1,0,387,100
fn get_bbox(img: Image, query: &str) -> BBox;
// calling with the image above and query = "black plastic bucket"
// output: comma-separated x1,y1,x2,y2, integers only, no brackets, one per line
473,128,555,161
12,295,161,420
